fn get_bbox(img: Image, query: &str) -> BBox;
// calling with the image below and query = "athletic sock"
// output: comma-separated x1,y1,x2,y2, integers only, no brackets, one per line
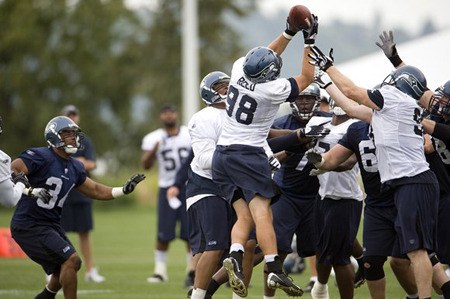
206,279,220,296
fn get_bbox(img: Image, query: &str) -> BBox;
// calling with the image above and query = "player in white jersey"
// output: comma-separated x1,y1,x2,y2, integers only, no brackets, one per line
141,104,192,285
307,104,363,299
186,71,233,299
211,11,332,297
311,45,440,299
0,116,50,207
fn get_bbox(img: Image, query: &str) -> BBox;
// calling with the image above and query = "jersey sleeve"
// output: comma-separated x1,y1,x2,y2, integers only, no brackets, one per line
141,130,161,151
367,89,384,109
20,148,48,176
188,114,218,170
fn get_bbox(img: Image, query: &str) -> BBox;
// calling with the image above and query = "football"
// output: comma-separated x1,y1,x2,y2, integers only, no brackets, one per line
288,5,312,31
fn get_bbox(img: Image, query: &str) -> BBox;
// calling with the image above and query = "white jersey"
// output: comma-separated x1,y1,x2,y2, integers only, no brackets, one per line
141,126,191,188
188,106,227,180
371,85,429,183
0,149,22,208
218,57,297,148
0,150,11,184
310,117,363,201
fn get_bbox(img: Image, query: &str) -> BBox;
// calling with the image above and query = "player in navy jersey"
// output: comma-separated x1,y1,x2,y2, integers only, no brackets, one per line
310,44,442,298
141,104,193,285
262,83,329,298
10,116,145,299
211,10,329,297
0,116,50,208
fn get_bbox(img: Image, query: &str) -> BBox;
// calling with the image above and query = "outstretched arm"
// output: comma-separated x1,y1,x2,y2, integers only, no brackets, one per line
376,30,405,69
315,71,372,122
78,174,145,200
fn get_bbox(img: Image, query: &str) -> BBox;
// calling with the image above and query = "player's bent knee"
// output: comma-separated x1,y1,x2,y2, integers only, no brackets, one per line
390,256,410,270
363,256,387,281
64,253,82,272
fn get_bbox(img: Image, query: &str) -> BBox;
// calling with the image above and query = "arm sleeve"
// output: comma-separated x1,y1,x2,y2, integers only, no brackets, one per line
173,150,194,189
268,132,303,153
0,180,25,208
432,122,450,147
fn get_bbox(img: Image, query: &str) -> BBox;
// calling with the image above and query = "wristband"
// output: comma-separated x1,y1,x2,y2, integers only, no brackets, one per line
282,31,293,40
388,54,403,68
112,187,125,198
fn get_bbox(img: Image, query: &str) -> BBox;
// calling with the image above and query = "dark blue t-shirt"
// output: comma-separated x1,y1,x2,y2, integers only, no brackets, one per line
338,121,394,207
271,112,330,198
11,147,86,226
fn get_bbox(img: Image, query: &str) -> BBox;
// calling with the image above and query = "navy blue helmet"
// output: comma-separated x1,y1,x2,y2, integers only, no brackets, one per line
199,71,230,105
243,47,282,84
45,116,81,154
428,80,450,117
382,65,427,101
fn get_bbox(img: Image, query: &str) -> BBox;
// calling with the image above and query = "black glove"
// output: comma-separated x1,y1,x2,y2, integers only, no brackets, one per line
285,17,298,37
308,46,334,71
11,172,31,188
302,14,318,45
301,125,330,138
375,30,403,67
123,173,146,194
306,150,324,167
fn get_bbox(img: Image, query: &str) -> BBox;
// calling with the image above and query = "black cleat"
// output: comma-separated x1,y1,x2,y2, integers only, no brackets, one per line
223,257,247,297
267,272,304,297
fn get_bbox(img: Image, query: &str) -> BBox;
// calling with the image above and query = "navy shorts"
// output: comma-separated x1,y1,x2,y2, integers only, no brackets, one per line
212,145,276,203
272,193,316,257
11,223,76,275
393,171,439,255
363,203,400,257
437,193,450,263
188,196,232,255
157,187,189,242
315,197,363,265
61,202,93,233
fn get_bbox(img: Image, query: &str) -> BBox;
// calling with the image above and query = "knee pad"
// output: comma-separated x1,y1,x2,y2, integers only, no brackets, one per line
363,256,387,281
429,252,440,266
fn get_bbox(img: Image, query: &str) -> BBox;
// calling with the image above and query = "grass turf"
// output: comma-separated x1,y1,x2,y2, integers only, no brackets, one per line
0,202,439,298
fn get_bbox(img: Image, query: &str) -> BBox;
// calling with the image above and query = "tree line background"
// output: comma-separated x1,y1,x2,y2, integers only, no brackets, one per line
0,0,438,171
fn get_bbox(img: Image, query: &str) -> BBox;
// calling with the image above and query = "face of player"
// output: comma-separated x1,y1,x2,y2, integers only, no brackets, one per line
160,110,178,128
293,96,317,119
213,81,229,96
59,129,78,147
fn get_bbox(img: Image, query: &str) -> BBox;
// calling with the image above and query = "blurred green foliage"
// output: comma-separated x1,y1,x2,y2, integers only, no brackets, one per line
0,0,253,168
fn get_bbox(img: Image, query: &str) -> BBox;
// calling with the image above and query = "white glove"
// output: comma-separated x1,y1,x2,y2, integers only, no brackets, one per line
24,187,52,204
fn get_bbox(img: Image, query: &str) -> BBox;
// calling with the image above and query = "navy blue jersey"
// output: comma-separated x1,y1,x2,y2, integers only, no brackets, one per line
434,118,450,175
11,147,86,226
271,112,330,197
338,121,394,207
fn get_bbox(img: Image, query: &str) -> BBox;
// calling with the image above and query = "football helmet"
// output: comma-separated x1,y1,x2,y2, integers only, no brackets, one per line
428,80,450,117
199,71,230,105
44,116,81,154
290,83,321,121
329,98,346,116
243,47,282,83
382,65,427,101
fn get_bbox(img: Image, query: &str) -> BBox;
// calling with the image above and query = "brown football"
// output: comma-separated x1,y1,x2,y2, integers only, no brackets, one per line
288,5,312,31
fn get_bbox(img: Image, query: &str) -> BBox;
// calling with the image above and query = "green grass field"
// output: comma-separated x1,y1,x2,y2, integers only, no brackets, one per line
0,201,442,298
